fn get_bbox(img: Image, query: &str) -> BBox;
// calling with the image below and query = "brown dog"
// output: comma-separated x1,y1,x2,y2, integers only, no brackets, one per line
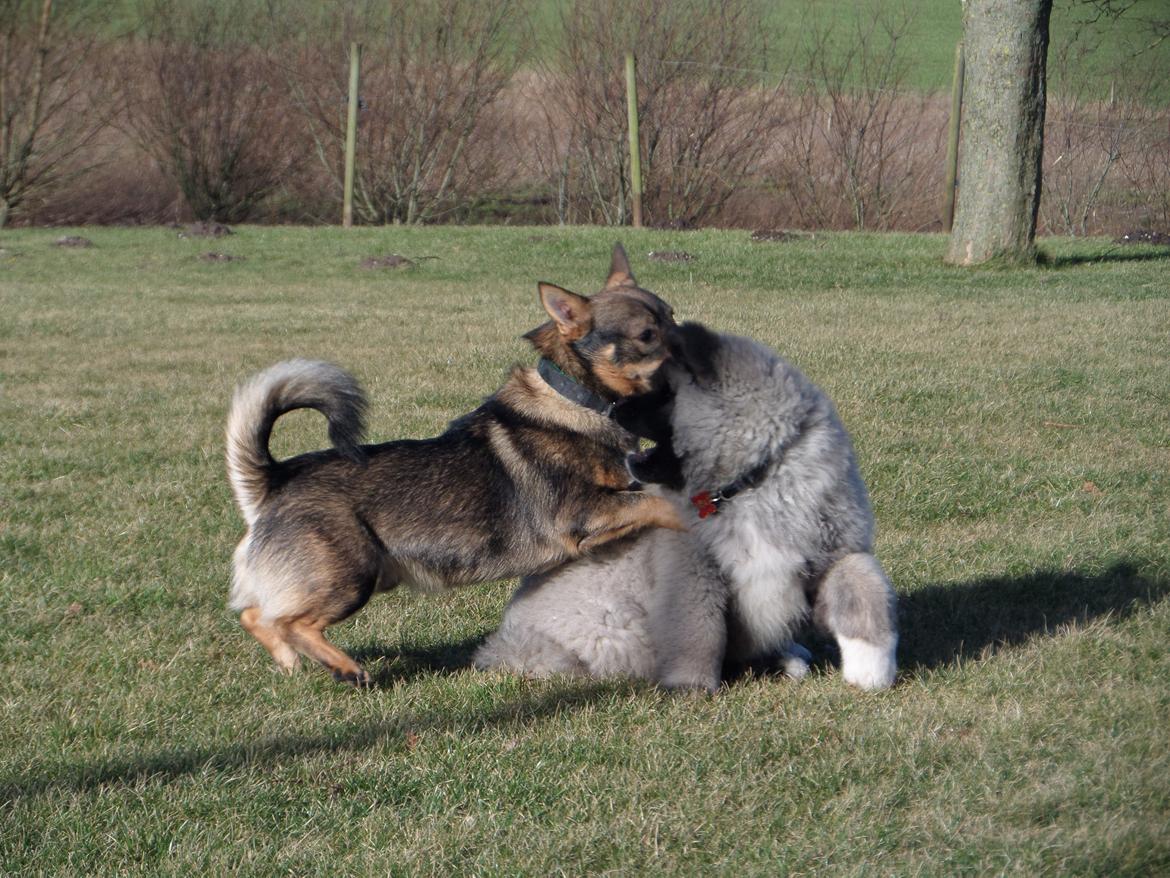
227,244,683,685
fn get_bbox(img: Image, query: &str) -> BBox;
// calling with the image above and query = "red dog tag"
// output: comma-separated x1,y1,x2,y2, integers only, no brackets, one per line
690,491,719,519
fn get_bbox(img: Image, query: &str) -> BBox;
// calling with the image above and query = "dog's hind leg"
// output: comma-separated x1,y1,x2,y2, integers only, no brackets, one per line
284,617,371,687
239,607,300,672
813,553,898,691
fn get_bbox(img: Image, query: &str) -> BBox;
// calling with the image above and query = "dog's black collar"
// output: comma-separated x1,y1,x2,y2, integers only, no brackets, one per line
690,456,773,519
537,358,616,418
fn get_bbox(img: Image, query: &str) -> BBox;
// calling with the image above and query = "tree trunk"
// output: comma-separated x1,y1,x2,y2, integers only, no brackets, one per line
947,0,1053,265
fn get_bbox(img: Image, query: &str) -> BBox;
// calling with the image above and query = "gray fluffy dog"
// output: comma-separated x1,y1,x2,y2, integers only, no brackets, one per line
475,322,897,691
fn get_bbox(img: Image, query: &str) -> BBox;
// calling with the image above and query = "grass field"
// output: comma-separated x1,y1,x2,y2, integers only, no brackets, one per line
85,0,1166,95
2,225,1169,875
762,0,1168,94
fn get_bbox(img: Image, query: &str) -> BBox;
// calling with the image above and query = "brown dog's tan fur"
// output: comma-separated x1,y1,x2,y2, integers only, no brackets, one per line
227,245,682,685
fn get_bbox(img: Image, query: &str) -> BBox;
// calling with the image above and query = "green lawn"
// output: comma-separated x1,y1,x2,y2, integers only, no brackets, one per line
1,226,1168,875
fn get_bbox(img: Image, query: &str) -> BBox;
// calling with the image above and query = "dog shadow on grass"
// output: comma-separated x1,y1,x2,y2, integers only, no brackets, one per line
349,635,485,687
737,560,1168,682
895,560,1169,675
369,563,1170,687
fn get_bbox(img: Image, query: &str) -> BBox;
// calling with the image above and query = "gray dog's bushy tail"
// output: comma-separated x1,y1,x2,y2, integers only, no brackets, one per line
226,359,367,526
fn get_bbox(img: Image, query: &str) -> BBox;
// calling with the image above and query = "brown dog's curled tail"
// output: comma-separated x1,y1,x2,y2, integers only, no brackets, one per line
226,359,367,526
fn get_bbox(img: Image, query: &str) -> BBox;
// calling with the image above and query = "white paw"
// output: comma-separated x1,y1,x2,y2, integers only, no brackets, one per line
838,635,897,691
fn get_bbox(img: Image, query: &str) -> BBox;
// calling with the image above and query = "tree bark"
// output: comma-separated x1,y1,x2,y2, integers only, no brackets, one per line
947,0,1053,265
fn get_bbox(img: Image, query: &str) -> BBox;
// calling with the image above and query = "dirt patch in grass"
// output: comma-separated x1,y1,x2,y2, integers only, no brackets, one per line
750,228,812,243
647,250,695,263
54,235,93,248
360,254,416,270
178,222,233,238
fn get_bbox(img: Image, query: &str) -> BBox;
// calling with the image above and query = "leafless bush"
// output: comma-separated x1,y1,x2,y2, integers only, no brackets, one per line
771,4,945,231
23,131,173,225
1041,37,1126,236
279,0,528,225
0,0,111,228
1042,97,1128,236
1041,34,1170,235
1115,111,1170,231
541,0,786,227
113,0,302,223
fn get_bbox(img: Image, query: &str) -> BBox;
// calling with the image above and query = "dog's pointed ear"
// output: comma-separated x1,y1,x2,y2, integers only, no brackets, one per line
670,322,720,386
538,282,593,340
604,242,637,289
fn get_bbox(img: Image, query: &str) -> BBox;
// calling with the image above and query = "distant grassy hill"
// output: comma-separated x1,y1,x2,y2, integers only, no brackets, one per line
78,0,1165,97
535,0,1165,97
762,0,1163,96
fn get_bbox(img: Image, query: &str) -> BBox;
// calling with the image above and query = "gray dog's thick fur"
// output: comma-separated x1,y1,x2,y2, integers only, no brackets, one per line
476,323,898,691
473,525,729,691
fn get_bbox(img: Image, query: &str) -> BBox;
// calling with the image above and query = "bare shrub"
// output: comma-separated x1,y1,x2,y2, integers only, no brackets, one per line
24,131,173,225
0,0,112,228
1115,109,1170,231
770,4,945,231
541,0,786,227
279,0,528,225
113,0,302,223
1041,33,1170,235
1041,36,1127,236
1042,95,1128,236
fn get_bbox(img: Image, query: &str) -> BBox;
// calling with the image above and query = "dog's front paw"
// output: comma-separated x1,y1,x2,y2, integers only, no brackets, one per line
837,635,896,691
333,667,373,689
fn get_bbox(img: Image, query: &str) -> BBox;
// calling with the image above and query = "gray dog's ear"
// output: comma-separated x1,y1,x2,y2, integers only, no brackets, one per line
669,322,720,386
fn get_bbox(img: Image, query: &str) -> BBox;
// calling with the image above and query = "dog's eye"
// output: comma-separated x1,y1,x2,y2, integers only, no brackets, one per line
638,328,656,343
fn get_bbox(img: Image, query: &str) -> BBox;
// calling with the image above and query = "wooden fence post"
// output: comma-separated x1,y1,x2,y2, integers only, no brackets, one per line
942,40,964,232
342,42,361,228
625,51,643,229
